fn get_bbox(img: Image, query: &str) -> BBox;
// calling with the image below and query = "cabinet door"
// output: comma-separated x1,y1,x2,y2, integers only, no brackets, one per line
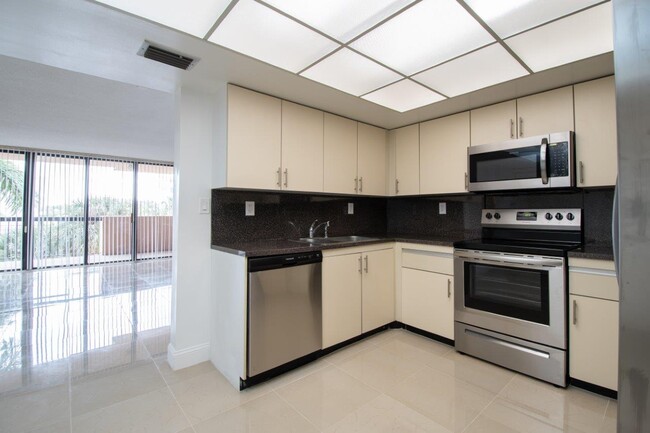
227,85,282,189
357,123,387,196
516,86,574,138
324,114,358,194
420,112,470,194
470,100,517,145
574,76,617,187
323,254,362,348
569,295,619,390
281,101,324,192
362,249,395,332
394,124,419,195
402,269,454,339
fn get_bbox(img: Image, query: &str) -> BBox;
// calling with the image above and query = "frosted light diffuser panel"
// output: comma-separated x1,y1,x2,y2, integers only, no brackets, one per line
350,0,494,75
465,0,603,38
262,0,416,42
413,44,528,97
209,0,338,73
96,0,231,37
506,2,613,72
301,48,402,96
362,80,445,112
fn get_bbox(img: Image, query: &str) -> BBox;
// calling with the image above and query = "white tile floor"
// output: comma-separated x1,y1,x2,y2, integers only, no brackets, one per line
0,259,617,432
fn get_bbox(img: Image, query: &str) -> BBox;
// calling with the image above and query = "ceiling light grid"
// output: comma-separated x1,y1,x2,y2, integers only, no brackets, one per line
97,0,614,113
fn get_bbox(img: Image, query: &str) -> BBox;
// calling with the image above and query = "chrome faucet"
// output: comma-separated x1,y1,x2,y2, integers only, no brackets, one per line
309,219,330,238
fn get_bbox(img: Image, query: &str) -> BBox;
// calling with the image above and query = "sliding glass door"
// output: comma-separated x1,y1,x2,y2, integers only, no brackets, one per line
136,164,173,260
0,150,25,271
32,154,86,269
87,160,134,264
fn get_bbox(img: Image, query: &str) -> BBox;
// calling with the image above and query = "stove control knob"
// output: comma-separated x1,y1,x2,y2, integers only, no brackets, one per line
567,213,575,221
555,213,564,221
485,212,493,220
545,212,553,221
494,212,501,220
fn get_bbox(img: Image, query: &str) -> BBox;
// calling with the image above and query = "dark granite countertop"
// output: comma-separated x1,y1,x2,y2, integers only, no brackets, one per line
568,243,614,261
211,232,475,257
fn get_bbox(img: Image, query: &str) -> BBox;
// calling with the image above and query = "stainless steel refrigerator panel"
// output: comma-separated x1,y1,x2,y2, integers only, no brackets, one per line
248,263,322,377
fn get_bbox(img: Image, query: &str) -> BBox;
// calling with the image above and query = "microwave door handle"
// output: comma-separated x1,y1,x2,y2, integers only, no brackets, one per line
540,138,549,185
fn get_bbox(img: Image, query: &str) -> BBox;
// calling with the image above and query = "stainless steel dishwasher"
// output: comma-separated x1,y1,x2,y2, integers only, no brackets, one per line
247,251,322,377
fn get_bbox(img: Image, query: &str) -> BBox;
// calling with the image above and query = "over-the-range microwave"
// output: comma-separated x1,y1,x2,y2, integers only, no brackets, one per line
467,131,575,192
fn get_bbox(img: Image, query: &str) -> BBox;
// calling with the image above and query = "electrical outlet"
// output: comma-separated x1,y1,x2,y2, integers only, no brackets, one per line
347,203,354,214
439,202,447,215
199,198,210,214
245,201,255,216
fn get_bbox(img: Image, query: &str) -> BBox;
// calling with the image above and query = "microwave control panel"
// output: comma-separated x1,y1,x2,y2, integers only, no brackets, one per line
548,142,569,177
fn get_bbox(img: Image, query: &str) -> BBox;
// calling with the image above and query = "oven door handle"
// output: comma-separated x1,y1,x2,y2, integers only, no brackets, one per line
540,138,549,185
455,251,563,268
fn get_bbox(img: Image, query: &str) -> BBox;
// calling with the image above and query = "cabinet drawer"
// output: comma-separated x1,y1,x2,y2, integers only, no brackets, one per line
569,268,619,301
402,249,453,275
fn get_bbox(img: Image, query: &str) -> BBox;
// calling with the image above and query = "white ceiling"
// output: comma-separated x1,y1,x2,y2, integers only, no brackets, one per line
0,0,614,129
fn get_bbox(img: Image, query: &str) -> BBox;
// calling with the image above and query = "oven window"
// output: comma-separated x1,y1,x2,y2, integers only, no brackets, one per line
469,145,540,182
464,262,550,325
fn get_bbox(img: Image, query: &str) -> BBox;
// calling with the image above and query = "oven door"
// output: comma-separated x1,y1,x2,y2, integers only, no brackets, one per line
454,249,566,349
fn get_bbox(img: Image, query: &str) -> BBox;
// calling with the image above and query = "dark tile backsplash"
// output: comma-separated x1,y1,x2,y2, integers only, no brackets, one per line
212,187,614,246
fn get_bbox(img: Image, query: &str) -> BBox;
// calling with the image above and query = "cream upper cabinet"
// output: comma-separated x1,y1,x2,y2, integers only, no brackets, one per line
394,124,420,195
574,76,618,187
569,259,619,391
420,112,470,194
281,101,324,193
357,123,388,196
516,86,574,138
224,85,282,190
361,248,395,332
470,100,517,146
324,114,358,194
322,253,362,348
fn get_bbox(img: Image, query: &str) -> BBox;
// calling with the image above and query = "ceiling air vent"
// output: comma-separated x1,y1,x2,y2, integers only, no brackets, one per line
137,41,199,70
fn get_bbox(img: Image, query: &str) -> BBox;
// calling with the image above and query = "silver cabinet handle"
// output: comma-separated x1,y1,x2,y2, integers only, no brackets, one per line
510,119,515,138
359,176,363,192
358,256,362,274
447,279,451,298
540,138,548,185
276,168,281,187
573,299,577,325
519,117,523,137
395,179,399,194
364,255,368,273
354,177,358,192
465,173,468,189
283,168,288,187
579,161,584,184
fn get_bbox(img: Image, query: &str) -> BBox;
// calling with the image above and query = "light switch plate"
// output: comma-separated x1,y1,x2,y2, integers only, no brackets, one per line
347,203,354,214
245,201,255,216
439,202,447,215
199,198,210,214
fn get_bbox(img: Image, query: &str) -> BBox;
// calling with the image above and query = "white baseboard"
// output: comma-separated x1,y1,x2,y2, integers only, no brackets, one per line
167,342,210,370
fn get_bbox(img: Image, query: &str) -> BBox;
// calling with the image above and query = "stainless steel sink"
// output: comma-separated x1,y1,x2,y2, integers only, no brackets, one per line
289,236,380,245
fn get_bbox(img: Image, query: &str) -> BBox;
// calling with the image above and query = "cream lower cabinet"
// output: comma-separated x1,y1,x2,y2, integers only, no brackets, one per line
569,258,619,391
399,245,454,340
322,245,395,348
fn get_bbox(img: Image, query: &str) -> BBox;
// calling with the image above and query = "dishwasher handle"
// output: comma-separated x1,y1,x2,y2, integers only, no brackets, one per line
248,251,323,272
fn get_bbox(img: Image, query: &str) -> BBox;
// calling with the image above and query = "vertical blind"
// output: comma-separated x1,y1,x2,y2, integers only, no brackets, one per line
137,163,173,260
0,150,25,271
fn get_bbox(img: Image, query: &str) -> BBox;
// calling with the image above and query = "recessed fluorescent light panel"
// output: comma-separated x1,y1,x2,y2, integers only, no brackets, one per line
261,0,416,42
362,80,445,113
209,0,339,73
350,0,494,75
465,0,603,39
301,48,402,96
505,2,613,72
413,44,528,97
96,0,231,37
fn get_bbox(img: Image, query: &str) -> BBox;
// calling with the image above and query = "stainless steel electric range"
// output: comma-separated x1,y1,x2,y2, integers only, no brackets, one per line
453,208,582,387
